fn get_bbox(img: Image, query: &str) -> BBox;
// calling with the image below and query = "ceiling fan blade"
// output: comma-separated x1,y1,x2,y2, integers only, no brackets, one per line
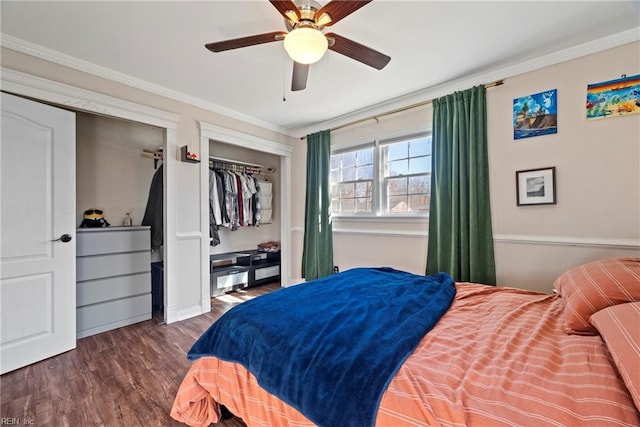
269,0,301,22
205,31,286,52
291,62,309,91
315,0,372,26
325,32,390,70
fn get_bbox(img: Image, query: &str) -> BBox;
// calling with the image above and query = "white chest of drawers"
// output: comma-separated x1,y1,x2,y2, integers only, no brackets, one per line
76,227,151,338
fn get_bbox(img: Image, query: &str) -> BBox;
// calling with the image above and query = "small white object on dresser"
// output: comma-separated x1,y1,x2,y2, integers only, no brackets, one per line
76,226,151,338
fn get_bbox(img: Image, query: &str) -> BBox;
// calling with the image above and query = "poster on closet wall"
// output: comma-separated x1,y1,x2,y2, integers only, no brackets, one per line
513,89,558,140
586,74,640,120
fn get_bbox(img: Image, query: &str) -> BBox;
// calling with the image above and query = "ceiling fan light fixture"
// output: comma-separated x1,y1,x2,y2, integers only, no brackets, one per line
283,27,328,64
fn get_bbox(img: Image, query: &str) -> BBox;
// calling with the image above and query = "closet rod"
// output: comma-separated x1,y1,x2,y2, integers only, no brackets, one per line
299,79,504,140
209,156,263,169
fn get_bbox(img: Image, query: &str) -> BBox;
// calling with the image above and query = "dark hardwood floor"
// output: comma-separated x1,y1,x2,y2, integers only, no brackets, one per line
0,283,280,426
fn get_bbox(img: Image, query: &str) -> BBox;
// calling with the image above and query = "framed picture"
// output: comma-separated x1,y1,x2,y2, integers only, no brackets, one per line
516,167,556,206
513,89,558,140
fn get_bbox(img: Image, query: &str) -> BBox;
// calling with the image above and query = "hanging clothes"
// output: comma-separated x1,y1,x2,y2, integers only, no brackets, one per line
259,180,273,224
214,170,229,226
142,164,163,251
209,169,221,247
210,166,267,230
253,179,261,226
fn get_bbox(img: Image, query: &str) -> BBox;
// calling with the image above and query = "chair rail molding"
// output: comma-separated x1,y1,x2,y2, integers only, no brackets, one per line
493,234,640,250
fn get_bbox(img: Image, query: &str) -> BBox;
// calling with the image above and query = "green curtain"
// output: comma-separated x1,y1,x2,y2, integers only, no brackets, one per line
301,129,334,281
426,85,496,285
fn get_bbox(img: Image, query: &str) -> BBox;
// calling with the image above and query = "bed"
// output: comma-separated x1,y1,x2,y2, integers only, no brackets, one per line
171,257,640,426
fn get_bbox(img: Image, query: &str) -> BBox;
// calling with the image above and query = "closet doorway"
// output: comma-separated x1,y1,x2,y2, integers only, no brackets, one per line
199,122,293,305
2,69,180,325
208,141,281,255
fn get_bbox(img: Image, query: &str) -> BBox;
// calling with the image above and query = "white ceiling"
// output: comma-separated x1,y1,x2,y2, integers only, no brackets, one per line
1,1,639,137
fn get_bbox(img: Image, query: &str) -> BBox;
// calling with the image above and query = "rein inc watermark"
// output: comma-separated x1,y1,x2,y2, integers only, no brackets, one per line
1,418,34,425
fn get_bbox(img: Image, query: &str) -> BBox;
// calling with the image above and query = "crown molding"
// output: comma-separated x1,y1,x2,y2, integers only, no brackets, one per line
2,27,638,138
1,67,180,129
200,122,293,157
0,33,291,136
293,27,640,137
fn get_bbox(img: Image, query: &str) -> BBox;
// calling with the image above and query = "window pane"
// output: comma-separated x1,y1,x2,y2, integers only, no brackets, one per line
331,198,340,212
330,156,340,169
386,142,408,161
387,159,408,177
408,175,430,194
409,194,430,212
409,138,431,157
339,183,354,198
341,151,356,167
408,156,430,174
357,148,373,165
357,165,373,180
341,198,355,212
330,185,339,198
356,197,372,213
387,177,407,196
355,181,372,197
330,169,340,183
388,196,408,212
342,166,356,181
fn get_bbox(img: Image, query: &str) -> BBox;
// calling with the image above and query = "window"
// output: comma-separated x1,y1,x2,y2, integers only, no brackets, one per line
330,146,374,214
330,134,432,216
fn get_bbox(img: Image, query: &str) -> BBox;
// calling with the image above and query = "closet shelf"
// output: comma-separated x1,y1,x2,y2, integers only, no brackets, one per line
181,145,200,163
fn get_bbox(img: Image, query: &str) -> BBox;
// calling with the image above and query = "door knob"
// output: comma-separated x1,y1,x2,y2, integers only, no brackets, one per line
51,234,72,243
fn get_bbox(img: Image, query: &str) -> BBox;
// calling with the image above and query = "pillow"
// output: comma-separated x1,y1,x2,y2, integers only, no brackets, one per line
590,302,640,411
553,257,640,335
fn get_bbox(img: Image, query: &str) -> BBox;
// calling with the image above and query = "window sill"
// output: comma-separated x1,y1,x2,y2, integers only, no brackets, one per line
332,214,428,223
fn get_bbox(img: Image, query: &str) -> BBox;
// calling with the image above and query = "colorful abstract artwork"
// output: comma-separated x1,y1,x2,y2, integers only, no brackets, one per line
586,74,640,120
513,89,558,140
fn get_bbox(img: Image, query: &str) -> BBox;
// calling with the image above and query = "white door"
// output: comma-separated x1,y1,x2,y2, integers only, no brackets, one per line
1,92,76,374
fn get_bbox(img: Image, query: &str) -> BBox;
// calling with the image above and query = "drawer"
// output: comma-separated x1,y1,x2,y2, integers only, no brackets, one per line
76,293,151,338
77,272,151,307
255,265,280,281
77,251,151,281
77,228,150,256
236,252,268,266
211,268,248,290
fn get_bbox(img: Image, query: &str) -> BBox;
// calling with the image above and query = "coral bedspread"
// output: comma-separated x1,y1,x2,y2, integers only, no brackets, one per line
172,282,640,426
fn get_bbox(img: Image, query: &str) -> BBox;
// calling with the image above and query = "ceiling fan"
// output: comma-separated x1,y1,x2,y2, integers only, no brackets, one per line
205,0,391,91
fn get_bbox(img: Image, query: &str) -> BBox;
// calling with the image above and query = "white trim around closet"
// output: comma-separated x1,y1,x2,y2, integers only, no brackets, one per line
1,67,181,324
199,122,294,312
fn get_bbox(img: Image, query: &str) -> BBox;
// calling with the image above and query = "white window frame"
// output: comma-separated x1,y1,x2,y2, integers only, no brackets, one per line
330,142,376,215
330,132,431,218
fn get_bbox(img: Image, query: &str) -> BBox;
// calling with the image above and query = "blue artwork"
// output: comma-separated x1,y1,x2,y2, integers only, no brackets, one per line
513,89,558,140
586,74,640,119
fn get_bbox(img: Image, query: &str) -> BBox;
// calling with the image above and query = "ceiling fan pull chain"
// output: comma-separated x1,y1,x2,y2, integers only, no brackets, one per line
282,51,287,101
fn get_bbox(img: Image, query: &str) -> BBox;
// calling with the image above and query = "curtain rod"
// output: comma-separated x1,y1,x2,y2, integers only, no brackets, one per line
299,79,504,140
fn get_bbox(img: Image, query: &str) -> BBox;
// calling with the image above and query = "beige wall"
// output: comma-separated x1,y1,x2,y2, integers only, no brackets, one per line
291,42,640,292
76,112,163,228
488,42,640,291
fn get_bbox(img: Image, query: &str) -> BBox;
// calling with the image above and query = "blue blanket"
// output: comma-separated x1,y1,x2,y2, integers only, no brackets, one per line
188,267,456,427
